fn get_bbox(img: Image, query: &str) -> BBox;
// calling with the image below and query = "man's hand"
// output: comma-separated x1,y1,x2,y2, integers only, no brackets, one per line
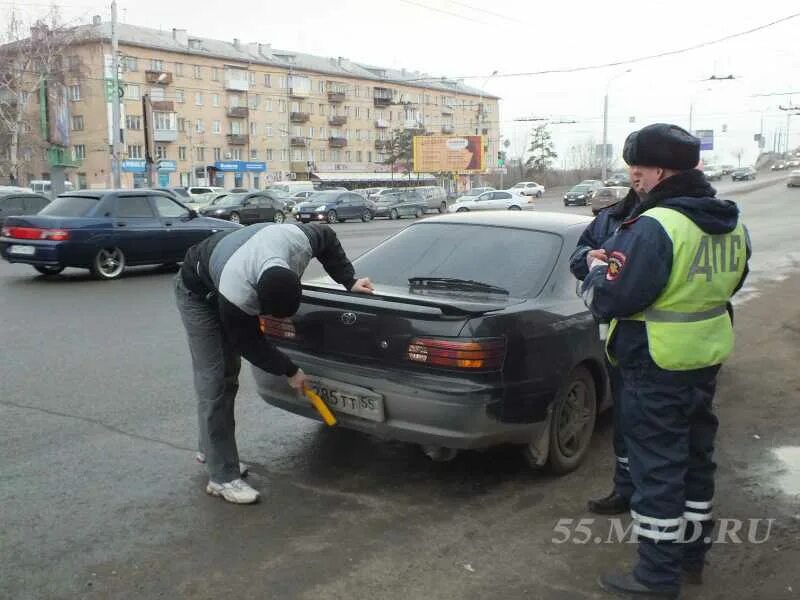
287,368,307,391
586,249,608,269
350,277,374,294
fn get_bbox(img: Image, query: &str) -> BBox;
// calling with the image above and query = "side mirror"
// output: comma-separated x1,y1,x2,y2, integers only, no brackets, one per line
188,209,198,219
241,199,250,206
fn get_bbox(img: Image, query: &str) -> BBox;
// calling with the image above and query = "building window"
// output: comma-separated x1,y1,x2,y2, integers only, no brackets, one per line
154,112,176,131
319,150,326,162
150,58,164,71
331,150,340,161
368,151,372,163
264,74,271,87
68,85,81,101
125,84,140,100
292,149,302,161
230,121,242,135
250,149,258,160
319,80,325,94
126,115,142,130
232,149,242,160
319,127,326,139
278,100,286,113
292,125,302,137
308,103,314,115
73,144,86,160
309,127,314,138
194,65,202,79
71,115,84,131
265,99,272,112
346,151,352,162
248,94,260,109
212,120,221,134
281,128,288,138
291,101,300,113
279,77,287,89
356,151,362,162
175,89,185,103
250,122,257,135
149,87,165,101
175,62,184,77
213,147,221,161
125,56,138,72
127,145,143,159
266,149,273,160
212,67,220,82
280,149,289,161
266,124,273,137
196,147,205,161
248,72,256,85
195,92,203,106
178,146,187,161
177,118,186,132
195,119,204,133
155,145,167,160
355,106,360,119
212,94,220,107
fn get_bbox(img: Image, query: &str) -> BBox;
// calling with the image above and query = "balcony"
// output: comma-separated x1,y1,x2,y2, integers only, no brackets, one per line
151,100,174,112
403,120,425,132
328,115,347,126
227,106,249,118
328,137,347,148
373,88,393,107
226,134,249,145
290,137,307,147
441,125,454,134
375,119,389,129
327,91,345,103
441,104,454,116
290,87,310,99
375,139,390,150
224,72,249,92
145,70,173,85
290,112,310,123
154,128,178,142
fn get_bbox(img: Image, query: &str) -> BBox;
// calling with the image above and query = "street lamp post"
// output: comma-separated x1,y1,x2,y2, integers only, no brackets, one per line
602,69,632,183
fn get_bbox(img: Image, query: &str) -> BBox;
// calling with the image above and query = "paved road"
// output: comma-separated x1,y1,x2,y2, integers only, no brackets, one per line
0,175,797,599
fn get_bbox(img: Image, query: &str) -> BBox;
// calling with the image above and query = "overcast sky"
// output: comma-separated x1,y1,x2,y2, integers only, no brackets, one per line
7,0,800,167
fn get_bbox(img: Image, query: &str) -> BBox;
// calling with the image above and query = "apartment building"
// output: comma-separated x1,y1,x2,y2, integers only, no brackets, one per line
6,19,500,190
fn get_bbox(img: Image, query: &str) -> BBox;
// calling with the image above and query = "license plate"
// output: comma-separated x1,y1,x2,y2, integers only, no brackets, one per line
8,245,35,256
300,214,311,219
307,377,385,422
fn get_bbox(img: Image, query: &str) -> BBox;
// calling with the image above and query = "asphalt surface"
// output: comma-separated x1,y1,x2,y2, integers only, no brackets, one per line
1,172,798,599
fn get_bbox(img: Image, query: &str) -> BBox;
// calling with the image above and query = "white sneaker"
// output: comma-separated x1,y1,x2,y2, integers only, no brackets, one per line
196,452,249,478
206,479,260,504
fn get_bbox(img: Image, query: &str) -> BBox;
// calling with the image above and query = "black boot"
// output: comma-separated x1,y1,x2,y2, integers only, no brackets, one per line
598,572,680,599
587,490,630,515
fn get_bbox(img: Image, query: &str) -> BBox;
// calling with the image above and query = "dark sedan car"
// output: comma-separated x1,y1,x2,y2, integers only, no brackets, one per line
563,184,594,206
199,191,289,224
373,189,428,220
0,190,239,279
295,191,374,223
0,191,50,226
252,211,610,473
731,167,756,181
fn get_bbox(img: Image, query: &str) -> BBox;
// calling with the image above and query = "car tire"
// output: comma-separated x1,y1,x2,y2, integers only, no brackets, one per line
536,191,543,198
34,265,65,276
390,208,399,220
230,212,241,224
361,210,373,222
439,201,448,213
545,365,597,475
327,210,338,224
91,247,126,280
456,207,469,212
414,207,424,218
273,211,285,224
508,205,521,211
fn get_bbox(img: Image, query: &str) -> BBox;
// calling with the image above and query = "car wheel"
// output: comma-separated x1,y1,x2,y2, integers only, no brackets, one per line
508,205,521,211
34,265,64,276
326,210,338,224
563,201,568,207
536,190,543,198
414,207,424,218
439,201,448,213
230,212,241,224
273,211,285,224
91,247,126,280
361,210,373,222
390,208,399,220
545,365,597,474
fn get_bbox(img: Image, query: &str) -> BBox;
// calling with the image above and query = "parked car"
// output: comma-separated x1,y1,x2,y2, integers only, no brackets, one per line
578,180,605,195
563,184,594,206
449,190,532,212
590,186,629,215
787,170,800,188
154,187,194,204
252,211,609,473
29,180,74,199
508,181,545,198
0,190,239,279
295,191,374,223
373,190,428,220
0,191,50,227
771,162,788,171
410,186,448,213
603,172,631,187
703,165,724,181
731,167,757,181
720,165,735,175
199,191,289,224
186,186,224,205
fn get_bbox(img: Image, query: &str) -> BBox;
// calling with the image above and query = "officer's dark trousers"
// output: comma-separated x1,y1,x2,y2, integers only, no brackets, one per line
620,368,718,590
607,360,633,500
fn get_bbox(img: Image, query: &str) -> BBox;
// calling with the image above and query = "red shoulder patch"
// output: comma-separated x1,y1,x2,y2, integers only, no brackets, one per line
606,251,627,281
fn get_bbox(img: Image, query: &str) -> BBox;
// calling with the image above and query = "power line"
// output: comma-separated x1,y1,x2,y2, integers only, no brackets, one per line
404,10,800,81
396,0,486,25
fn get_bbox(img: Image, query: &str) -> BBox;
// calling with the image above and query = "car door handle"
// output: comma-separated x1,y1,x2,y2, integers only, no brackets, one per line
164,222,173,227
116,222,127,227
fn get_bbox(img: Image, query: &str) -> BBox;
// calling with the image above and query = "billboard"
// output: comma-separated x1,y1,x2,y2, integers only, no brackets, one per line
412,135,485,173
45,81,70,147
695,130,714,151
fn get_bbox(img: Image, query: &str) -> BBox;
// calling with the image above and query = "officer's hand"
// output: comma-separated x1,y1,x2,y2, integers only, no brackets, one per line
287,368,307,391
586,249,608,269
350,277,375,294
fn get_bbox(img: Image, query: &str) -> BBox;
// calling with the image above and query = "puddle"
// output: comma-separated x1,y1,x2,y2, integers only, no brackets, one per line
772,447,800,496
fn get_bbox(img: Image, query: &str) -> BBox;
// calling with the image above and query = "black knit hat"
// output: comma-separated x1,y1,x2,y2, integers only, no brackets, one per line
623,123,701,170
257,266,301,318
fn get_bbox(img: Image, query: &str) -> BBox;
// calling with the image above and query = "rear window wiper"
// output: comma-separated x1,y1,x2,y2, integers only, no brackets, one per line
408,277,510,295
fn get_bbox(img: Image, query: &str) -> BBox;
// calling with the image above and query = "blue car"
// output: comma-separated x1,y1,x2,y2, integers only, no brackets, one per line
0,189,240,279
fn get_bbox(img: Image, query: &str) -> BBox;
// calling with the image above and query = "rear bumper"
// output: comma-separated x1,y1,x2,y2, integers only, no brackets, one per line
0,239,66,266
252,354,546,450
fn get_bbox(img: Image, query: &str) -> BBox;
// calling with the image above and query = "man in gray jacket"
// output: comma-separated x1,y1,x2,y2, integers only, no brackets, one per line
176,222,373,504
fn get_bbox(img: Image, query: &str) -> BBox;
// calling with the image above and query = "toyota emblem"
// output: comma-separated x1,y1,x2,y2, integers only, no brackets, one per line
341,312,357,326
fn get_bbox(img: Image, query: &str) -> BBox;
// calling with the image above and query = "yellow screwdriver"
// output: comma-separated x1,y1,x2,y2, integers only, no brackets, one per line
303,386,337,426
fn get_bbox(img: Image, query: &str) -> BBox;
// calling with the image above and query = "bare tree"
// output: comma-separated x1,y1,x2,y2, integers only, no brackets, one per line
0,8,82,185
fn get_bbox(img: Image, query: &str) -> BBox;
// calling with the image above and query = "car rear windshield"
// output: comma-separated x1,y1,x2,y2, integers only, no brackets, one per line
171,188,190,198
38,196,99,217
354,222,562,298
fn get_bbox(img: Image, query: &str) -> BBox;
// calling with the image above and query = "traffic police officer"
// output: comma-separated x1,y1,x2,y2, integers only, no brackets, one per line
581,123,750,598
570,187,641,516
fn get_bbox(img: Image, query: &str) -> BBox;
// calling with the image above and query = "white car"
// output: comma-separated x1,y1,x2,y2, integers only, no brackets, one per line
448,190,533,212
508,181,545,198
187,186,224,206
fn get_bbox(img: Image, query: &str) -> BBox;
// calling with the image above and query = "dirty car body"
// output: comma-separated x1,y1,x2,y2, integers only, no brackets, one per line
253,212,609,469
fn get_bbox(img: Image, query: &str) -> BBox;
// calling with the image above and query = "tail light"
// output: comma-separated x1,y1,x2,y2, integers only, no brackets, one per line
407,337,506,370
259,316,297,340
2,226,70,241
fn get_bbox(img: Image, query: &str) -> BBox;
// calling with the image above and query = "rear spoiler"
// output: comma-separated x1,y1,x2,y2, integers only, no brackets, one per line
301,283,518,316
